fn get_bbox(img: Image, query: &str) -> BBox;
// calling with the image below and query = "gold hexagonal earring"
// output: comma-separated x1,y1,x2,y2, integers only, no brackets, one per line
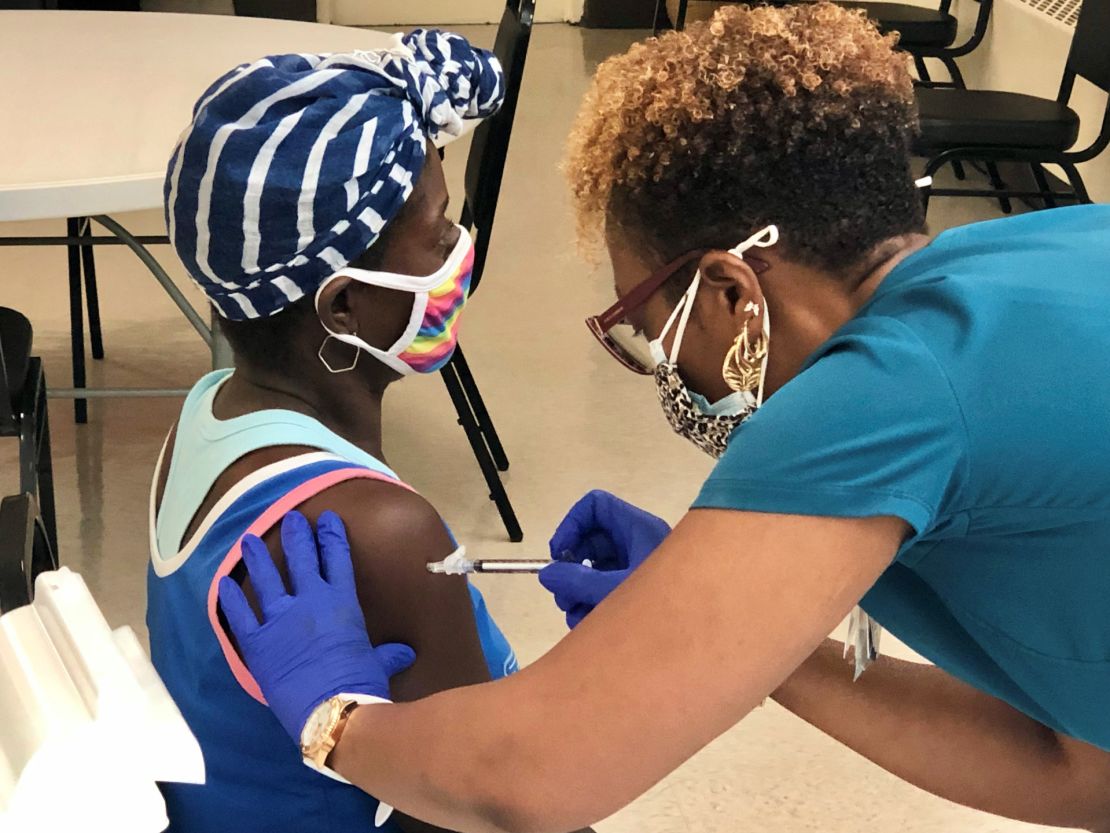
318,334,360,373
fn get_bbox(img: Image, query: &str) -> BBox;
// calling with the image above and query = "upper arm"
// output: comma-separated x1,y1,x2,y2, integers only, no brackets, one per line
248,481,492,833
284,481,493,700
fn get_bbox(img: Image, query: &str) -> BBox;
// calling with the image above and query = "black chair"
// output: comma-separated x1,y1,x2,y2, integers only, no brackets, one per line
0,494,57,614
916,0,1109,214
439,0,534,543
658,0,989,91
0,308,59,558
842,0,993,89
458,0,535,300
654,0,764,34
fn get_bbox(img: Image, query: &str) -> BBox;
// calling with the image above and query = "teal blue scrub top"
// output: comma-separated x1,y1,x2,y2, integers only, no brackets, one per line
693,205,1110,750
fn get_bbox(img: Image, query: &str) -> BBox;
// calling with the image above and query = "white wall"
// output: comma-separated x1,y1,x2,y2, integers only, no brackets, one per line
319,0,583,24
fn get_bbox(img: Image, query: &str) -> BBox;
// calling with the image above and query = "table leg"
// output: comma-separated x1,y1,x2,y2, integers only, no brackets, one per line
210,310,234,370
7,217,223,400
90,216,212,348
78,218,104,360
65,217,88,424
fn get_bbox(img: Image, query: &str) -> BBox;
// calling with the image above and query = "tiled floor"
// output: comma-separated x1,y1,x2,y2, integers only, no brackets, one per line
0,20,1068,833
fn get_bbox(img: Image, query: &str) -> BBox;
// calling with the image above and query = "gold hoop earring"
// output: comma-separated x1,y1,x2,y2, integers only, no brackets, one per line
722,322,767,393
318,334,360,374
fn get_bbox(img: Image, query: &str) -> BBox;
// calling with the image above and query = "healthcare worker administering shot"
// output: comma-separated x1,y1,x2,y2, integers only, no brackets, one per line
217,5,1110,832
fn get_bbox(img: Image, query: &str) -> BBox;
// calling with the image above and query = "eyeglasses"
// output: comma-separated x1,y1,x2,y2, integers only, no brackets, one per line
586,249,770,375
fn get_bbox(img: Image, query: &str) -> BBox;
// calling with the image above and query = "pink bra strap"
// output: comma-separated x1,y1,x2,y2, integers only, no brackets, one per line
206,467,414,703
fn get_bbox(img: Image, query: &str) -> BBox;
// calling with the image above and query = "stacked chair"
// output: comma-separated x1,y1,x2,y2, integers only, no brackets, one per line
0,307,58,558
916,0,1108,213
656,0,992,89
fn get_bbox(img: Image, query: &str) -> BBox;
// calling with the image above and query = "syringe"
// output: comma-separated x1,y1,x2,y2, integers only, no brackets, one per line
426,548,590,575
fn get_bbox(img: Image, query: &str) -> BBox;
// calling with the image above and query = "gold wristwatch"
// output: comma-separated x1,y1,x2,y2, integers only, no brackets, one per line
301,693,390,778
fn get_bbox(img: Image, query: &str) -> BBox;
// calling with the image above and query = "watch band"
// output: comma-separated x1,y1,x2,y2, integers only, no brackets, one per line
301,693,395,827
302,693,391,782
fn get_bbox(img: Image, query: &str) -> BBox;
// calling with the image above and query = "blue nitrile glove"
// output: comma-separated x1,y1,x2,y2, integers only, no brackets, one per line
538,490,670,629
218,510,416,744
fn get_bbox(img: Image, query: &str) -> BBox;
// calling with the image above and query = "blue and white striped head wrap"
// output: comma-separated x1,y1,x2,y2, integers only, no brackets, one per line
165,29,505,320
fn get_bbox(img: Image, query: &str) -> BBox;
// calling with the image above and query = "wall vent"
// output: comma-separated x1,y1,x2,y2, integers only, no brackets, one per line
1016,0,1082,27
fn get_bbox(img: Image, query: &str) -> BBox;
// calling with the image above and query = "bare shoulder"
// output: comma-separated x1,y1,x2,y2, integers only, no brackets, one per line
292,476,457,572
291,476,492,697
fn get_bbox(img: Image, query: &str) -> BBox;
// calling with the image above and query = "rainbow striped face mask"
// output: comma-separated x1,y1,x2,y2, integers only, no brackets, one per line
315,226,474,375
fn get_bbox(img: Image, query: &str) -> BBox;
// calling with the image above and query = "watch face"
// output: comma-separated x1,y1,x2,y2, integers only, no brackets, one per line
304,699,341,749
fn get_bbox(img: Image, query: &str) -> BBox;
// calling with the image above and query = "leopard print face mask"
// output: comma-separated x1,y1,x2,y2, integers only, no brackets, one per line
653,361,756,458
646,225,777,458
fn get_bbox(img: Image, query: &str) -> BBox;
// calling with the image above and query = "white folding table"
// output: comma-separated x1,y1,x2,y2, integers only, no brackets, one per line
0,11,395,419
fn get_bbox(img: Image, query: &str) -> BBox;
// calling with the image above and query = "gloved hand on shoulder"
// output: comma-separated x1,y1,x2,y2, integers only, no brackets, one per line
219,511,415,744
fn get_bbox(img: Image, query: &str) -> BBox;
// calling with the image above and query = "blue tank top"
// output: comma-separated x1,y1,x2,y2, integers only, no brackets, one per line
147,371,517,832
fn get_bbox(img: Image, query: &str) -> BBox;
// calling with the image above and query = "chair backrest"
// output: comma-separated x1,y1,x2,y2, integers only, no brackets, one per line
0,494,56,614
0,326,11,437
957,0,993,54
0,307,32,435
1064,0,1110,94
461,0,535,292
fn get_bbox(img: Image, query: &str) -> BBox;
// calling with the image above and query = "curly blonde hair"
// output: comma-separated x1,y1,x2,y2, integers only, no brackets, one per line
564,2,923,277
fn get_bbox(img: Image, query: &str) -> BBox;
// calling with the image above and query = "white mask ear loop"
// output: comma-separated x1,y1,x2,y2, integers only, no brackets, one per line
653,270,700,364
754,303,771,407
658,225,779,367
730,224,779,257
668,274,701,365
